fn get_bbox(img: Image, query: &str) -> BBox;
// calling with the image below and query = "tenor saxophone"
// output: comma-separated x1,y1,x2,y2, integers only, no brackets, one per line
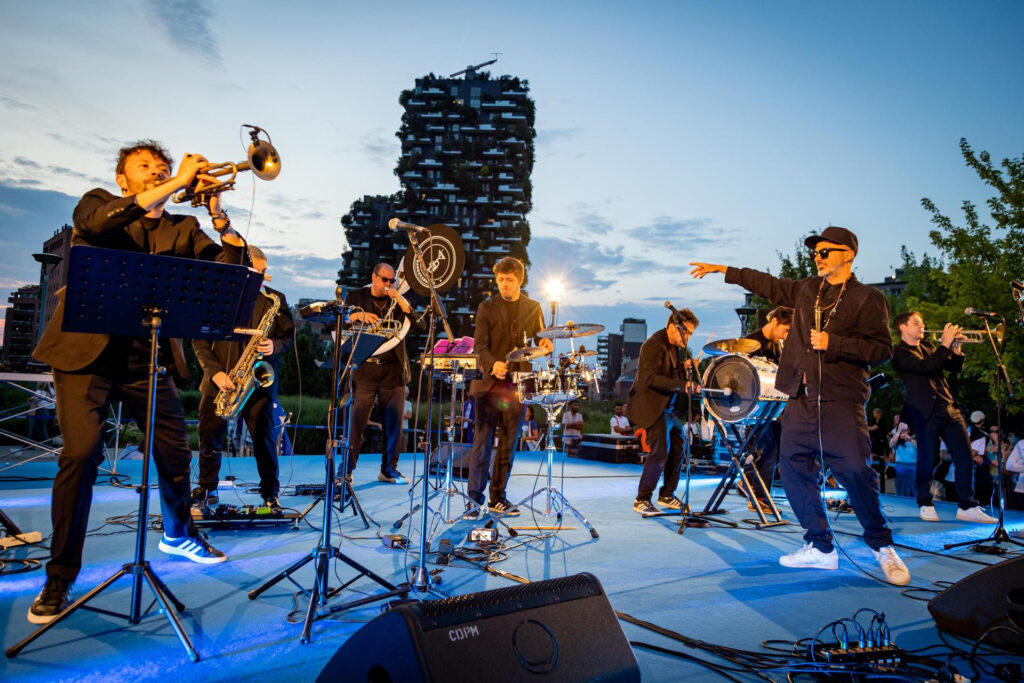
214,291,281,419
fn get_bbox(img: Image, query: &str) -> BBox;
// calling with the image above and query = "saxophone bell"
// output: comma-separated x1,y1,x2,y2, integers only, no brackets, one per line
253,359,275,388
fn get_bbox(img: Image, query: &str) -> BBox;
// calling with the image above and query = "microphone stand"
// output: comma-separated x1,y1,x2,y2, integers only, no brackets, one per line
404,230,455,595
944,317,1023,551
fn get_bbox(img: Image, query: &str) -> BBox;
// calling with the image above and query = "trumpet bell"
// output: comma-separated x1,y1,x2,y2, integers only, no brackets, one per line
246,139,281,181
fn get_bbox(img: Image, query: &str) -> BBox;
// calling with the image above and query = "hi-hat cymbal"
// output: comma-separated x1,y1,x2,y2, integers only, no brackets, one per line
537,321,605,340
507,346,550,362
575,349,598,358
703,338,762,357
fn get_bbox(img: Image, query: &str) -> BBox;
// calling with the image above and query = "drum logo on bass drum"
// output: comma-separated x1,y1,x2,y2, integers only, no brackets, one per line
449,624,480,641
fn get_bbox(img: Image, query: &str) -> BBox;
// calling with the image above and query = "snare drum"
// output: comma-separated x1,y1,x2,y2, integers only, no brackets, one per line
515,370,580,405
701,354,787,423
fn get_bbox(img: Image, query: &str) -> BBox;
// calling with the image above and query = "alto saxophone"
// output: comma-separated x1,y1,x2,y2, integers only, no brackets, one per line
214,291,281,419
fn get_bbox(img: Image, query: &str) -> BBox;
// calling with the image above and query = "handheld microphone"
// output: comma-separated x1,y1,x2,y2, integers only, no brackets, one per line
388,218,429,234
813,305,823,353
964,307,1001,319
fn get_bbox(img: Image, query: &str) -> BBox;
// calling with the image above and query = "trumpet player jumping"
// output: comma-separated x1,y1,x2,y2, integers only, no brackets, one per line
892,311,996,524
192,246,294,509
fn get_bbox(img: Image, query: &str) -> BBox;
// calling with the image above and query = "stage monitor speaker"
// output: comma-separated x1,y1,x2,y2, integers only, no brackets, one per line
427,442,473,480
927,555,1024,652
317,572,639,682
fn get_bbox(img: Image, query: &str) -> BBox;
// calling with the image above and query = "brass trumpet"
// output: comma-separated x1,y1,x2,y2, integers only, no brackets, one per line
173,125,281,206
924,323,1004,345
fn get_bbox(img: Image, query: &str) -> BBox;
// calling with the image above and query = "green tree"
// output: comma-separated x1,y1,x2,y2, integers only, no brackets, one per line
277,325,333,399
920,138,1024,421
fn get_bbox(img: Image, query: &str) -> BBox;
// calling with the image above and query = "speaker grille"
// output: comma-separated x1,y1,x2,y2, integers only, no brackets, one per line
416,573,602,628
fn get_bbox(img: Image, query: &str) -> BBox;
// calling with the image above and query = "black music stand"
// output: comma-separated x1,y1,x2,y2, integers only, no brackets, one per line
248,320,408,645
7,246,262,662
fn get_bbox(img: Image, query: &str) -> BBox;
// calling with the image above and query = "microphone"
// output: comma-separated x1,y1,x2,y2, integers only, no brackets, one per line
388,218,429,234
964,307,1001,319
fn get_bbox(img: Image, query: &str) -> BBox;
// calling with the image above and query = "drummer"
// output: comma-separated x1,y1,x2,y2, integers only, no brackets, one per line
741,306,792,511
745,306,792,364
626,309,700,516
464,256,552,518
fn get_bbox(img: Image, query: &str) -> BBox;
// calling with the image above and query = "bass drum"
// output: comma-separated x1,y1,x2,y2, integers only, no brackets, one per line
701,354,787,423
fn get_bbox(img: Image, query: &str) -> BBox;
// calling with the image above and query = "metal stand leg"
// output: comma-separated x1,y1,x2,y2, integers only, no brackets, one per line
513,401,599,539
7,312,199,662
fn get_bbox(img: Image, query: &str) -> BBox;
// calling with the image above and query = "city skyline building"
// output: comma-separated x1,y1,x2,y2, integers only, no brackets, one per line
338,61,537,338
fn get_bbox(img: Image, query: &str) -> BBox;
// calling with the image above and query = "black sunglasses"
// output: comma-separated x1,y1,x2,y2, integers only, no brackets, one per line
376,274,397,283
809,247,850,260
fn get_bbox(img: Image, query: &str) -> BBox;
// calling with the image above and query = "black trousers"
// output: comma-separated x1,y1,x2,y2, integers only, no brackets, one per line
467,381,522,504
749,420,780,493
344,365,405,475
779,397,893,552
910,405,977,510
196,389,280,498
637,410,684,501
48,349,195,582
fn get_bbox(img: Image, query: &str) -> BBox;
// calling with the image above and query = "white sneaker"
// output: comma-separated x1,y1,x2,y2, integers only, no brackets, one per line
919,505,940,522
779,542,838,570
873,546,910,586
956,506,997,524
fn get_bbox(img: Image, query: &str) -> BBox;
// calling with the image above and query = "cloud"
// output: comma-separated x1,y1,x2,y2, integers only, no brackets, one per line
145,0,222,64
626,216,742,250
8,157,106,186
359,131,400,162
0,95,38,112
536,128,580,147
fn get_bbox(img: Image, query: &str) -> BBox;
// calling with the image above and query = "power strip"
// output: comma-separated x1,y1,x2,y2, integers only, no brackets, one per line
810,643,904,665
0,531,43,549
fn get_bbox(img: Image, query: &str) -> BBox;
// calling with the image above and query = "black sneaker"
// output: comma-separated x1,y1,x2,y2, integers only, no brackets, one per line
463,501,482,521
657,495,683,510
488,498,520,517
633,498,659,516
191,487,218,506
262,496,282,511
377,467,407,484
28,577,72,624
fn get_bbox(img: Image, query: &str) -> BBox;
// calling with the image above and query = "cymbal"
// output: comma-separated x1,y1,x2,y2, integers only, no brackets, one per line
507,346,550,362
575,349,598,358
703,338,762,357
537,321,605,340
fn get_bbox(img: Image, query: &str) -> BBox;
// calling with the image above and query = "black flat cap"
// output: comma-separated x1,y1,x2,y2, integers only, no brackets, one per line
804,226,858,255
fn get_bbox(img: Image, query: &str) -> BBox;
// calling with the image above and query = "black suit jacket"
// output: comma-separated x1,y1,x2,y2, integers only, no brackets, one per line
469,293,545,398
33,188,247,372
625,328,688,430
192,286,294,396
724,268,892,402
892,339,963,425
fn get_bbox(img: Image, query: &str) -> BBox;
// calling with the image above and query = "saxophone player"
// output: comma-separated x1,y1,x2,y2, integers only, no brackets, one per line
192,246,294,509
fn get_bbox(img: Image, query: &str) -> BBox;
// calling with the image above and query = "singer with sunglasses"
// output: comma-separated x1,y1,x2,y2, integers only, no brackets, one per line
690,226,910,586
340,262,415,484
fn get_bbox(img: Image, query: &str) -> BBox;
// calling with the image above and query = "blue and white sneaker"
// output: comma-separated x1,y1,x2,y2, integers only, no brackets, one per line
158,534,227,564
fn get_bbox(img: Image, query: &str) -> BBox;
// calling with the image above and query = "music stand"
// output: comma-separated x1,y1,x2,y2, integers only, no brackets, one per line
7,246,263,662
248,313,409,645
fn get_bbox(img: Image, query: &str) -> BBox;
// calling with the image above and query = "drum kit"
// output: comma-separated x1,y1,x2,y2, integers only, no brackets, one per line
506,320,603,538
697,337,788,528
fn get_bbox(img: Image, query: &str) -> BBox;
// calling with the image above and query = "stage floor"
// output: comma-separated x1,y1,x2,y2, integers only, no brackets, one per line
1,450,1022,681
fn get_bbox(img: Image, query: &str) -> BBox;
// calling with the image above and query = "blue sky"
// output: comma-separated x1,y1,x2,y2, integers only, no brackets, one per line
2,1,1022,344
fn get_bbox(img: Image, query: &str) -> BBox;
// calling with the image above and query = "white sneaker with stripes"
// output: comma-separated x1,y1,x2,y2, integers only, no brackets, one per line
158,534,227,564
